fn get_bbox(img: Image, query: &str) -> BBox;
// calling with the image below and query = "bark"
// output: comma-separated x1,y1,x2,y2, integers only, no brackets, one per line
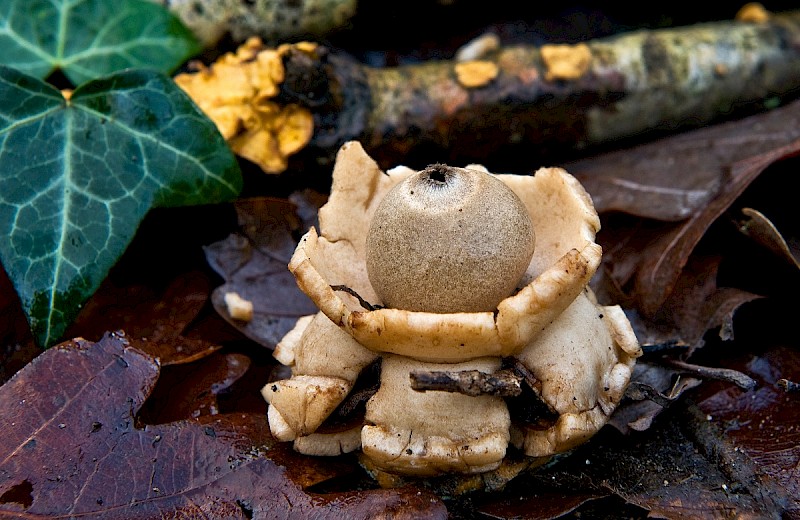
283,10,800,170
152,0,358,46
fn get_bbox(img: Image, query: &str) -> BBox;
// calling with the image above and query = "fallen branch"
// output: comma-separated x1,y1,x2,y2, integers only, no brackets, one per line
176,9,800,173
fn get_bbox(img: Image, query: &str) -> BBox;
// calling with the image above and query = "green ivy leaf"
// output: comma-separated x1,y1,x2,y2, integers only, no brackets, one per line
0,0,200,85
0,66,242,347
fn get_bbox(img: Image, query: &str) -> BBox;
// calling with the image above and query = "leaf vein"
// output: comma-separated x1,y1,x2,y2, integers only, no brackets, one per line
75,104,239,197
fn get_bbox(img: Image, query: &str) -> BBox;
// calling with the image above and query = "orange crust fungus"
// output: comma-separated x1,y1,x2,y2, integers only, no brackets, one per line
735,3,771,23
540,43,592,81
454,60,500,88
174,37,314,173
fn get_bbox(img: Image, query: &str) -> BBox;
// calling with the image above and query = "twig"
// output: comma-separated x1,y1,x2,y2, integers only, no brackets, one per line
410,369,523,397
330,285,383,311
640,341,690,357
624,381,674,408
662,359,756,391
508,357,542,392
776,378,800,393
360,11,800,166
182,10,800,172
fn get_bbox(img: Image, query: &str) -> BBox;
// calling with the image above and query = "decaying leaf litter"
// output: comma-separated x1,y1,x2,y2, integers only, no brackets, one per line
2,2,800,518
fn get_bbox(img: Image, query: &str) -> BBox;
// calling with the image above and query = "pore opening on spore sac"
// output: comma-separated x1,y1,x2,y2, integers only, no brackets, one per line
424,164,450,184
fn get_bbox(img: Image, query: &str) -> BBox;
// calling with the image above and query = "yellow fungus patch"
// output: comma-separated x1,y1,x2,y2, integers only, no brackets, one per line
735,3,771,23
454,60,499,88
174,37,315,174
540,43,592,81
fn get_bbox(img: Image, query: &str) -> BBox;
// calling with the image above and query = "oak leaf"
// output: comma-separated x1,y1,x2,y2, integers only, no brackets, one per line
569,98,800,316
694,345,800,518
0,332,446,518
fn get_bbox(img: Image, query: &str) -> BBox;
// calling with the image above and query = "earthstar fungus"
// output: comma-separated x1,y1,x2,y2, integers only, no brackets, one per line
262,141,641,477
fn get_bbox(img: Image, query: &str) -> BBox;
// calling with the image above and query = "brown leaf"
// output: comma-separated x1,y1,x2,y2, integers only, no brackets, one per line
0,333,447,519
68,269,223,365
598,420,778,518
138,351,251,423
628,254,762,351
734,207,800,270
597,249,762,353
610,362,702,435
571,100,800,317
205,197,319,348
694,345,800,518
568,98,800,222
633,140,800,316
482,412,778,519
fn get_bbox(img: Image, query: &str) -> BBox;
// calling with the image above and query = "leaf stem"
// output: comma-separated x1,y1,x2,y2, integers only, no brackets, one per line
662,359,756,391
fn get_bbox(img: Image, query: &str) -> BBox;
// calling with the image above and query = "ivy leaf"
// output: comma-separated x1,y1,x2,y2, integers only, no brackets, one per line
0,65,242,347
0,0,199,85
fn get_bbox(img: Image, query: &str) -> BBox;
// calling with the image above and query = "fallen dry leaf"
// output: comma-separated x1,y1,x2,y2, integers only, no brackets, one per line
568,98,800,222
138,351,251,424
617,254,763,351
632,142,799,317
735,207,800,270
68,269,223,366
694,344,800,518
0,332,447,518
568,99,800,317
593,220,764,353
476,413,777,518
205,197,319,348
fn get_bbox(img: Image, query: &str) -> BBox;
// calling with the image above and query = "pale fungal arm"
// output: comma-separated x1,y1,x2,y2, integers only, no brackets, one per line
362,355,511,477
262,311,377,449
515,291,641,457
